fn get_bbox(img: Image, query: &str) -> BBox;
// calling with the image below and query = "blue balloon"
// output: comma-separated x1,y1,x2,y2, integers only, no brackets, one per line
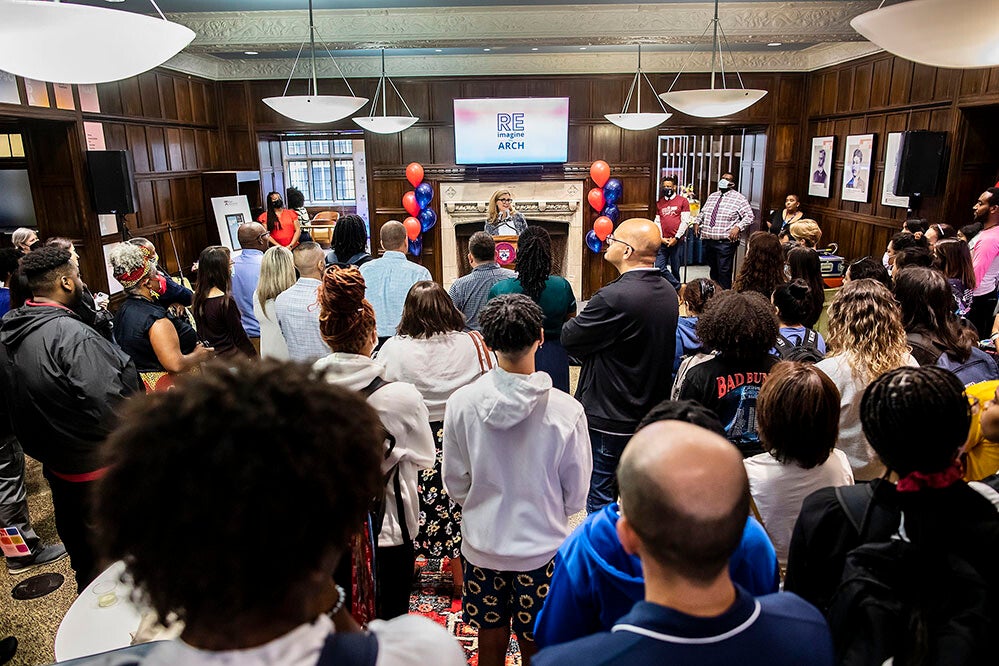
408,236,423,257
602,178,623,204
586,229,603,253
602,204,620,223
418,207,437,233
415,182,434,210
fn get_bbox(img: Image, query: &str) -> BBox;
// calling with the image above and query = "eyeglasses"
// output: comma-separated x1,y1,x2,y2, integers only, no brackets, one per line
606,234,634,252
497,198,513,203
255,231,271,243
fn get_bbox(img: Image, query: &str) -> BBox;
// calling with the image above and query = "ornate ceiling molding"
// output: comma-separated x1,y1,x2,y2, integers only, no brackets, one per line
162,52,221,80
168,1,881,52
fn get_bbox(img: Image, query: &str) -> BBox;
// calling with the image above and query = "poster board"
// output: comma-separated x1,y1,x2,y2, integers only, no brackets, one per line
881,132,910,208
842,134,875,203
808,136,834,198
210,195,252,256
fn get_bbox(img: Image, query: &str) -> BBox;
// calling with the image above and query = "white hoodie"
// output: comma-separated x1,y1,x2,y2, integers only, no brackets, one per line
443,367,592,571
314,352,435,547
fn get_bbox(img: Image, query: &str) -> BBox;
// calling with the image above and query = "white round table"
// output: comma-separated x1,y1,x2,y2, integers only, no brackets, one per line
54,561,143,662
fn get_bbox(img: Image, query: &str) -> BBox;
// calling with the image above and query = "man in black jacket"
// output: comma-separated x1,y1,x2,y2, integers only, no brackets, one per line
562,218,679,513
0,247,141,591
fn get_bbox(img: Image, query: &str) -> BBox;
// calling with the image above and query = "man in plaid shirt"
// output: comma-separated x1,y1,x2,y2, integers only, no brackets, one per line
692,172,754,289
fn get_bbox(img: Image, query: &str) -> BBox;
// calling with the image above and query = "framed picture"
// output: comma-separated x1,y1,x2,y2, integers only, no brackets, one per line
808,136,834,198
881,132,910,208
842,134,875,203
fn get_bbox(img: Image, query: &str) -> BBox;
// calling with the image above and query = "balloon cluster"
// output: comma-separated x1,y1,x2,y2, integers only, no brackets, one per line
401,162,437,257
586,160,622,253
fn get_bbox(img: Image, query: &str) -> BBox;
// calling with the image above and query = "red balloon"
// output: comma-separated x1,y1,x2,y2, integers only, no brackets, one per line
406,162,424,188
402,191,421,217
590,160,610,187
593,216,613,242
587,187,605,213
403,216,421,241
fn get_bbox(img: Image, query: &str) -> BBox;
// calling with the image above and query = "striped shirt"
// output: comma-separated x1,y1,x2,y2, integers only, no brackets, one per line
696,189,754,240
449,263,516,331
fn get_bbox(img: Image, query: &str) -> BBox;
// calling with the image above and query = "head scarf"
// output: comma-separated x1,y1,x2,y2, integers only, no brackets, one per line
113,245,156,290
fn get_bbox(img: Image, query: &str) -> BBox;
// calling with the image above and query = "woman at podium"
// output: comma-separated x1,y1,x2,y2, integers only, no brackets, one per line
484,189,527,236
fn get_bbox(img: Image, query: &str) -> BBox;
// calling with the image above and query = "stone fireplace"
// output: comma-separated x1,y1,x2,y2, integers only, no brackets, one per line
440,181,585,297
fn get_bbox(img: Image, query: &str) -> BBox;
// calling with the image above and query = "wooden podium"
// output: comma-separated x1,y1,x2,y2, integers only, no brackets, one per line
492,235,519,270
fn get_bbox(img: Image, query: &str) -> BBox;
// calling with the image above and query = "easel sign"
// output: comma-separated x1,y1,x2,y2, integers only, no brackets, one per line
210,196,252,257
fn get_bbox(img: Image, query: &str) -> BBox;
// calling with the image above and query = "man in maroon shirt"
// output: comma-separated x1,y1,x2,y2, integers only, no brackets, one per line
654,176,691,289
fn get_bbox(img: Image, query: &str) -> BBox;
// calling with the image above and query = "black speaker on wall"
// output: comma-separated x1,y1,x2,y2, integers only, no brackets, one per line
895,131,947,197
86,150,136,214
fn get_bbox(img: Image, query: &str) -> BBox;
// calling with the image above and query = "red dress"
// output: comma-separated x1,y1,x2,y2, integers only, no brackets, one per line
257,209,299,247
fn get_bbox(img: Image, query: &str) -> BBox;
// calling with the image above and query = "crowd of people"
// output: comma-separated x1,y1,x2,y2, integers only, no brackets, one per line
0,185,997,666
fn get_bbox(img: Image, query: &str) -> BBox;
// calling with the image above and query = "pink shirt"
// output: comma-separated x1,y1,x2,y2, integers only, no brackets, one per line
970,225,999,296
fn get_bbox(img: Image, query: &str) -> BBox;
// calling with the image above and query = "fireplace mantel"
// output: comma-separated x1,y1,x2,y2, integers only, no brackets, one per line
440,181,584,297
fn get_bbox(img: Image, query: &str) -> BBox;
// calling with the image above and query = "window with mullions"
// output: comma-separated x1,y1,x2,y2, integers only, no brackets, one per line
281,139,357,205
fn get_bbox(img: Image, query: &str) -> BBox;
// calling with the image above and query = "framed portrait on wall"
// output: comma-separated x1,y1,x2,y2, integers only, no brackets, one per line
842,134,875,203
808,136,834,198
882,132,910,208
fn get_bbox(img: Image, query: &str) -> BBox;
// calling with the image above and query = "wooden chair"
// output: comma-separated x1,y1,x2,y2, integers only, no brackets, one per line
307,211,339,247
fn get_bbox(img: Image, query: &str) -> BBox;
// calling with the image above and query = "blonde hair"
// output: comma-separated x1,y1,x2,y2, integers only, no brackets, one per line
256,245,296,311
789,219,822,248
825,279,910,383
487,189,517,224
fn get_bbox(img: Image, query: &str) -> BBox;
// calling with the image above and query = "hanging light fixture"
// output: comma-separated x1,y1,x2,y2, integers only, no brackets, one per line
0,0,194,84
262,0,367,124
353,49,419,134
604,45,672,131
658,0,767,118
851,0,999,69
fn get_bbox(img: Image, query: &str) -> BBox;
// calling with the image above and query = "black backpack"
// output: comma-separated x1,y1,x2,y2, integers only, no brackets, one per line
825,485,992,666
774,328,824,363
359,377,410,545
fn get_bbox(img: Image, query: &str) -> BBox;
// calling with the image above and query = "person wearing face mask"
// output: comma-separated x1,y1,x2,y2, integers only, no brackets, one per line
257,191,302,248
693,173,754,290
0,246,142,591
654,177,690,289
109,243,213,390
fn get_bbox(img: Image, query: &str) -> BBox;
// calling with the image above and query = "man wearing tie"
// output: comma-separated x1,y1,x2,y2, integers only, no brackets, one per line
692,172,754,289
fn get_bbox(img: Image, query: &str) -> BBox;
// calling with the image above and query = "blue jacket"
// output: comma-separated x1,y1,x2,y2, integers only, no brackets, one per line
673,316,701,374
533,503,780,648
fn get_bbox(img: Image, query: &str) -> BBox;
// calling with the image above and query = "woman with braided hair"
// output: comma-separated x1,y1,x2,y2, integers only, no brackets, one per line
816,279,917,481
313,264,435,620
785,366,999,660
489,226,576,392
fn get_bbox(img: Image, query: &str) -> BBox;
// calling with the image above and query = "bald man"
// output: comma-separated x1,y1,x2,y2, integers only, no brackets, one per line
274,242,329,362
359,220,432,345
562,218,679,513
534,422,834,666
231,222,271,346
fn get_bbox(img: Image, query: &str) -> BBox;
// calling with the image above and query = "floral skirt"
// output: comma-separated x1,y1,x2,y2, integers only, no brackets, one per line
415,421,462,559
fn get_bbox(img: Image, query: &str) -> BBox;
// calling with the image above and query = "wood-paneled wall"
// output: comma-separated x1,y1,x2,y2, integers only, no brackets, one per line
94,71,222,276
802,54,999,261
221,72,806,296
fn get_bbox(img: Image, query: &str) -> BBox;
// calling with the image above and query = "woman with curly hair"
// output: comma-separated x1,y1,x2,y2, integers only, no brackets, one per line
378,281,495,594
670,278,721,397
815,279,916,480
489,226,576,392
313,264,435,620
677,290,780,457
734,231,786,298
786,246,826,329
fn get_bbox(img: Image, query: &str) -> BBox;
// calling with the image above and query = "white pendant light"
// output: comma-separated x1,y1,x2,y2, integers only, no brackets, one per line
262,0,367,124
0,0,194,84
658,0,767,118
353,50,419,134
604,45,672,131
851,0,999,69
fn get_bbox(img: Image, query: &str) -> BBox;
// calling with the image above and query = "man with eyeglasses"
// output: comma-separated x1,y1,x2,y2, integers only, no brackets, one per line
693,172,754,289
562,218,679,514
231,222,271,353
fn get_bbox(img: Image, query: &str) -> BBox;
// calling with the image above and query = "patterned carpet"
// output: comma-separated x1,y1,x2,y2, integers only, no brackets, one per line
411,557,522,665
